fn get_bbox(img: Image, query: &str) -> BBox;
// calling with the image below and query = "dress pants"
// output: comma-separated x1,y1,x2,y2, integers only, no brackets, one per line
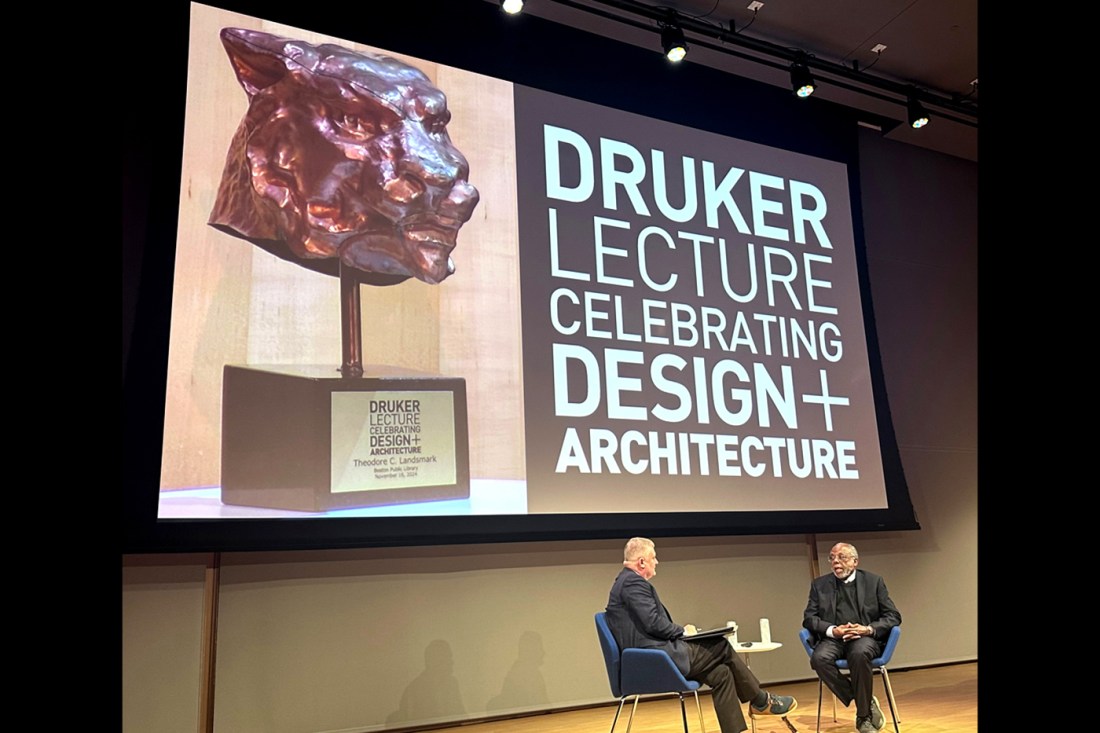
809,636,881,719
686,638,763,733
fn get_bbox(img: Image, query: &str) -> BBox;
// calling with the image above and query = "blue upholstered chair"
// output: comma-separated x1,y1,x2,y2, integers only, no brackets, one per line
594,611,707,733
798,626,902,733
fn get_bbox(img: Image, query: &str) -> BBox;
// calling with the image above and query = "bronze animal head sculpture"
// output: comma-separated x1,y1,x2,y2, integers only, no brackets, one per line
209,28,479,286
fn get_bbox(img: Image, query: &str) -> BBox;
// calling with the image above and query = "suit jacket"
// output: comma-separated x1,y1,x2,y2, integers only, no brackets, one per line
606,567,691,675
803,569,901,644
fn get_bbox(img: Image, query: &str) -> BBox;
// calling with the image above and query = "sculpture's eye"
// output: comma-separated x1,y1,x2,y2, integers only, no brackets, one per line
335,113,377,138
374,107,404,135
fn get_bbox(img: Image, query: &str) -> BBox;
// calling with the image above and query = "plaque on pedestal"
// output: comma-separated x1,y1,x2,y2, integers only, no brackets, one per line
222,364,470,511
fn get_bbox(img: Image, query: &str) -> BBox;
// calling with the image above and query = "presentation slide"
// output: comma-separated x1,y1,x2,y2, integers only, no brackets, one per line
156,3,887,520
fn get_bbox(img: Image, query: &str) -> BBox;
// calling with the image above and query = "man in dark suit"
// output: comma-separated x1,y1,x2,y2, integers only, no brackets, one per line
803,542,901,733
606,537,796,733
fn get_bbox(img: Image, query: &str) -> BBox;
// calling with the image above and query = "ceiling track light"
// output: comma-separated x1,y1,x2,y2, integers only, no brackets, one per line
907,92,930,129
660,13,687,62
511,0,974,125
500,0,524,14
789,58,815,98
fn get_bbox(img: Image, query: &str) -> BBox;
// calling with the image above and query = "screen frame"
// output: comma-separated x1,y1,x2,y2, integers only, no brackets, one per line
122,0,917,553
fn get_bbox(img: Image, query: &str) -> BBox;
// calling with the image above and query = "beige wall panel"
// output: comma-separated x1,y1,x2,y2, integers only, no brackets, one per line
206,538,814,733
122,560,208,733
123,520,979,733
160,5,260,489
436,68,525,479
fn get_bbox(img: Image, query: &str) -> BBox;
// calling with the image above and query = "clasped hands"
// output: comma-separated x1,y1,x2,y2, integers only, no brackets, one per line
834,622,872,641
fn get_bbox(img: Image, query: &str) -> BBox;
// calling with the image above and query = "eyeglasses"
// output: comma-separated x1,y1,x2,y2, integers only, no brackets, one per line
828,554,855,562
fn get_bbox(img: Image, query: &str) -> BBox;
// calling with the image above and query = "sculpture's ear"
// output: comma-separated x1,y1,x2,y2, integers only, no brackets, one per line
220,28,295,96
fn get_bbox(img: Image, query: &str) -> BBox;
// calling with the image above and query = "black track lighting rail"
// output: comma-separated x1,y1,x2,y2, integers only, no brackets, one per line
544,0,978,128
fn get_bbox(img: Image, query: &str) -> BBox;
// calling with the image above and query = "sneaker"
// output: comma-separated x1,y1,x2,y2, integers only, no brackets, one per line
869,696,885,731
856,718,876,733
750,692,797,716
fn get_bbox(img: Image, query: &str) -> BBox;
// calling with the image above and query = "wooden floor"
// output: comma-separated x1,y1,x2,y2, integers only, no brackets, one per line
433,663,976,733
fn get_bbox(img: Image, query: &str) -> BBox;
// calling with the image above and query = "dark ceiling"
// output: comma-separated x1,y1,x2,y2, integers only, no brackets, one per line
504,0,978,161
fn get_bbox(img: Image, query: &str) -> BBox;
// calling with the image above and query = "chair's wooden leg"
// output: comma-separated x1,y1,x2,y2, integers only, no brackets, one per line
879,668,901,732
692,690,707,733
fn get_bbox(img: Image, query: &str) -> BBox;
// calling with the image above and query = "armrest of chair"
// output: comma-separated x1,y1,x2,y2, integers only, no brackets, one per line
876,626,901,665
620,648,700,694
798,627,814,657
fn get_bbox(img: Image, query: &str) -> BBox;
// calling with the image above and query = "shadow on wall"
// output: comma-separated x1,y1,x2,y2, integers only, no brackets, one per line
386,640,465,725
486,630,549,711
